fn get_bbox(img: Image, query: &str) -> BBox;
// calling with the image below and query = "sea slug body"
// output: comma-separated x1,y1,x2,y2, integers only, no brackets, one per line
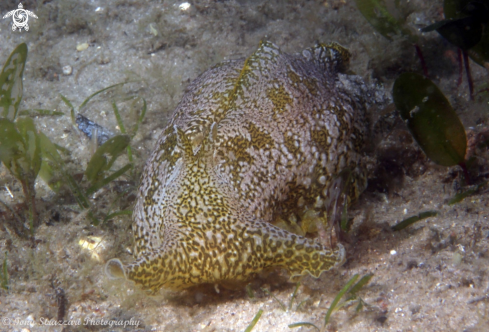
107,41,372,291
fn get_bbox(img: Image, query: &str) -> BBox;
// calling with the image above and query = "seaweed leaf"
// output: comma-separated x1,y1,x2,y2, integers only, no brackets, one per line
112,101,126,134
425,17,483,50
85,135,131,184
244,309,263,332
446,0,489,67
425,0,489,66
296,297,310,311
59,94,75,110
354,0,414,41
289,282,301,311
324,274,359,326
78,82,127,111
36,131,98,223
19,109,64,117
111,101,134,163
393,72,467,166
38,132,64,192
262,287,287,311
0,43,27,120
448,181,487,205
288,322,320,330
0,118,26,180
1,252,8,291
348,274,374,295
103,209,133,223
86,163,132,196
15,117,42,182
0,117,42,231
288,274,373,331
0,43,43,234
392,211,438,231
132,97,147,137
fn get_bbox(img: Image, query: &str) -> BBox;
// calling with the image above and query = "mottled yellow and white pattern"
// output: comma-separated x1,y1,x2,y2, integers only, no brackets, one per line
108,41,371,291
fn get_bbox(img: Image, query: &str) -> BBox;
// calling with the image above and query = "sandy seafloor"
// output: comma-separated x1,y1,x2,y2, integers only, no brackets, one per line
0,0,488,331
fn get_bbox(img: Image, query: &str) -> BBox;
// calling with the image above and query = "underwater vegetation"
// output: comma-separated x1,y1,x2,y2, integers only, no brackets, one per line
241,274,373,331
393,72,467,168
422,0,489,98
287,274,373,331
356,0,489,75
356,0,489,101
1,251,7,291
0,43,145,235
355,0,488,230
422,0,489,66
0,43,40,235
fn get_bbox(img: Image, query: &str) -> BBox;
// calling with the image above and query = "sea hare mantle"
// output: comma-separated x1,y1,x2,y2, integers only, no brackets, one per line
106,41,378,291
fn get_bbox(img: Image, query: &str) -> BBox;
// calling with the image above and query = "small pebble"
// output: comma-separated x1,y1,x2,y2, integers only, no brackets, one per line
62,65,72,75
76,43,89,51
390,250,397,255
179,2,191,10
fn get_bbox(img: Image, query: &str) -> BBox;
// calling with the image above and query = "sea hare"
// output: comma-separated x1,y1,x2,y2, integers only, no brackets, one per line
106,41,374,291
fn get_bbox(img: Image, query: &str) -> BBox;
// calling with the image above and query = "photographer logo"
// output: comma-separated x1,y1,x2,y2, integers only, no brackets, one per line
2,3,38,32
